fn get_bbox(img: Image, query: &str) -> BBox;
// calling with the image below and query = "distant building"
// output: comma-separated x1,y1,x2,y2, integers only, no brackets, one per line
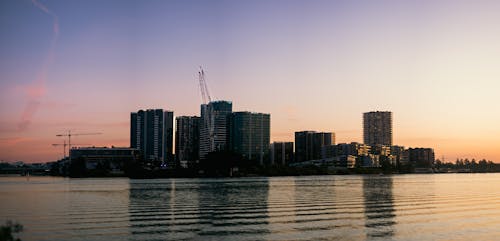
199,101,233,159
130,109,174,167
70,147,140,175
391,145,409,166
270,142,294,165
371,144,391,156
409,148,435,168
334,142,371,157
360,154,380,168
335,155,357,169
363,111,392,146
229,112,270,165
295,131,335,162
175,116,200,168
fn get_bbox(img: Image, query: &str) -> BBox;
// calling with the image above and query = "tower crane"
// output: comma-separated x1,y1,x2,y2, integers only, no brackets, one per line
198,67,214,152
52,140,90,159
198,66,212,104
56,131,102,161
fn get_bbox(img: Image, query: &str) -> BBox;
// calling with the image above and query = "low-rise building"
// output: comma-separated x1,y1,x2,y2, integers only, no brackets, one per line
408,148,435,168
70,147,140,175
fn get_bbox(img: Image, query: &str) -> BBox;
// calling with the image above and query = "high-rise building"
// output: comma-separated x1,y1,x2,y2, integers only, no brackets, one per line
130,109,174,167
295,131,335,162
270,142,293,165
363,111,392,146
199,101,232,159
175,116,200,168
228,112,270,164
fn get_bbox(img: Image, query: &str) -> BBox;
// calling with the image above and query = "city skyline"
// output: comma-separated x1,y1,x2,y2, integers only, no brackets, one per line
1,0,500,163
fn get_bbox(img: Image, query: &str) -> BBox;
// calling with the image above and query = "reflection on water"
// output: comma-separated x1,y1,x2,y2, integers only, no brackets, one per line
363,176,395,239
129,179,271,240
1,174,500,241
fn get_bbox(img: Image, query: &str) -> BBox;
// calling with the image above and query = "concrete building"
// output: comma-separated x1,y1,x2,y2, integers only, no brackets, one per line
360,154,381,168
229,112,270,165
295,131,335,162
175,116,200,168
371,144,391,156
270,142,293,165
391,145,409,166
199,101,232,159
409,148,435,168
322,142,370,159
70,147,140,175
130,109,174,167
363,111,392,146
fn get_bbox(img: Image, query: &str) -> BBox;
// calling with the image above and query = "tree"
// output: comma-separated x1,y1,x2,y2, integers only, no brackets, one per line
0,220,23,241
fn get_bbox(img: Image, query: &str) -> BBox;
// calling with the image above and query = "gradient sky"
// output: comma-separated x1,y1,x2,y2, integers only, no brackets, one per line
1,0,500,163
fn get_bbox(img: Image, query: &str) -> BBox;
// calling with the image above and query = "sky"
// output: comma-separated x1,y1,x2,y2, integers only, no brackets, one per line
1,0,500,163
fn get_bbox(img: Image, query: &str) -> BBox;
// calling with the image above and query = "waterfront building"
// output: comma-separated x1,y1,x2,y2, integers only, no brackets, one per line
335,155,357,168
270,142,294,165
409,148,435,168
229,112,270,165
371,144,391,156
363,111,393,146
70,147,140,174
322,142,370,159
360,154,381,168
130,109,174,167
391,145,409,166
199,100,232,159
295,131,335,162
175,116,200,168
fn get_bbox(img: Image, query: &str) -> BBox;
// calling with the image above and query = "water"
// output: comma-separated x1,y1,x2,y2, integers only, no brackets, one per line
1,174,499,241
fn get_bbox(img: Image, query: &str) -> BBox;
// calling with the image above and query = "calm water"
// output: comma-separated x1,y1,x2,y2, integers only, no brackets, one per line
1,174,499,241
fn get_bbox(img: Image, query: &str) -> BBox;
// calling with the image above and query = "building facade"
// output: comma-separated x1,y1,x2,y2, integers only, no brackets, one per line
199,101,232,159
270,142,294,165
295,131,335,162
130,109,174,167
70,147,140,174
409,148,435,168
175,116,200,168
363,111,392,146
229,112,270,165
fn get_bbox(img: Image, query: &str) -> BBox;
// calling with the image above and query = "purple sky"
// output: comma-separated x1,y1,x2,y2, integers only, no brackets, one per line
1,0,500,163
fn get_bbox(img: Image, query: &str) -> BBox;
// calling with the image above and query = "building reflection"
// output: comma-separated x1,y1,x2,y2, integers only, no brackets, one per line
128,179,201,240
128,178,270,240
362,176,396,239
197,178,270,239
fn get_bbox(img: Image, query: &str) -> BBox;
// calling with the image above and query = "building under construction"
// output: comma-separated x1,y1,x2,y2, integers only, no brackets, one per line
199,100,232,160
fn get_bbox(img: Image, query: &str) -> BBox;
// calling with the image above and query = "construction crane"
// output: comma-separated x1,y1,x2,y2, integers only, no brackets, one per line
198,66,212,104
56,131,102,161
198,67,214,153
52,140,90,159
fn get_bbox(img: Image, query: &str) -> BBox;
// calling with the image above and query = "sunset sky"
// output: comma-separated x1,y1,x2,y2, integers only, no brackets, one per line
1,0,500,163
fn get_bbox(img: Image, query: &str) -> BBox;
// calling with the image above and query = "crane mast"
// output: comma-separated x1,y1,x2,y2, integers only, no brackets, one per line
52,140,90,159
56,130,101,162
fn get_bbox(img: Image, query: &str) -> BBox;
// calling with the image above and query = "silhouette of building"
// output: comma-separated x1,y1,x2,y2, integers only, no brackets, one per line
363,111,392,146
408,148,435,168
322,142,371,159
229,112,270,165
295,131,335,162
270,142,294,165
175,116,200,168
199,101,232,159
70,147,140,174
130,109,174,167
